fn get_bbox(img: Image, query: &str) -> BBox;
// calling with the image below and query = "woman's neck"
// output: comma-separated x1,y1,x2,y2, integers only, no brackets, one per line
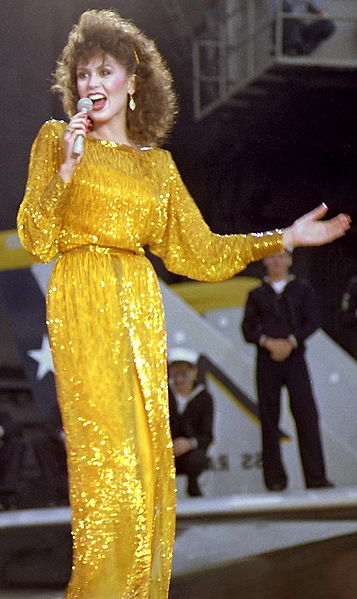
90,121,133,147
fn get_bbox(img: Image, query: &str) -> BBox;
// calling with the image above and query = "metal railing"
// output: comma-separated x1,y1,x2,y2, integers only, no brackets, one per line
193,0,273,119
192,0,357,119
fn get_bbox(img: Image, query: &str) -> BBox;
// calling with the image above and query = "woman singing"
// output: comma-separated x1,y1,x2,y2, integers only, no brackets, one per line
17,9,350,599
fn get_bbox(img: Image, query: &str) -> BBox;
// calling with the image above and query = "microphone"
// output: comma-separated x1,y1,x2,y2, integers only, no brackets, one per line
72,97,93,156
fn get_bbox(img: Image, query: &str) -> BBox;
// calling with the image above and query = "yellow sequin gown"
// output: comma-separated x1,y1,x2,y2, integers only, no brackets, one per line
17,120,283,599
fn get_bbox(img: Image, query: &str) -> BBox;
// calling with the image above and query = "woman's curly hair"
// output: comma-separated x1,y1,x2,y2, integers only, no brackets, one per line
52,9,178,146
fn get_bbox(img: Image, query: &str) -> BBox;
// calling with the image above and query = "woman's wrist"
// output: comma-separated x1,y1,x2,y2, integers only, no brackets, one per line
282,226,295,250
59,162,76,183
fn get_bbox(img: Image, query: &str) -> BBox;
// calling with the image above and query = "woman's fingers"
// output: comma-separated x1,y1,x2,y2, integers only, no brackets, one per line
65,112,89,137
307,203,329,220
336,213,352,229
284,207,351,249
296,203,328,224
325,214,351,239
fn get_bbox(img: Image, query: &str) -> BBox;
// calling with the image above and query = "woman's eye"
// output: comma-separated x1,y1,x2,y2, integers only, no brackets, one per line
77,72,87,80
101,70,111,76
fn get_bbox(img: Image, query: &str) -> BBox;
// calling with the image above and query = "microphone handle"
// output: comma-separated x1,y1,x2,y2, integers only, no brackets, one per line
72,133,84,157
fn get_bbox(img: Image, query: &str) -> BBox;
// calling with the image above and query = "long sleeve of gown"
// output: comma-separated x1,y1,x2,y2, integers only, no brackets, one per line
17,120,70,263
150,153,284,282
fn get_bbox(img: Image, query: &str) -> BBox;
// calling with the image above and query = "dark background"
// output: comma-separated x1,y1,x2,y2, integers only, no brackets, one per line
1,0,357,352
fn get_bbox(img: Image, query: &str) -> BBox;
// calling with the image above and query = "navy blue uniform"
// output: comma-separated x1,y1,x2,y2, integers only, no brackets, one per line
242,277,330,490
169,385,213,496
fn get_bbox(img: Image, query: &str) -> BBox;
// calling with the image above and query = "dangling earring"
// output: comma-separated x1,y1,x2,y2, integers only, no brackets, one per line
129,93,136,111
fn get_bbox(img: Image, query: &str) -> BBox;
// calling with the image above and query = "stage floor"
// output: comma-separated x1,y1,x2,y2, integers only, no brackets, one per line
0,487,356,598
0,530,356,599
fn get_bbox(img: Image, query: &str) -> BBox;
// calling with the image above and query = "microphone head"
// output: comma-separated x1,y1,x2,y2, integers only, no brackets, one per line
77,97,93,113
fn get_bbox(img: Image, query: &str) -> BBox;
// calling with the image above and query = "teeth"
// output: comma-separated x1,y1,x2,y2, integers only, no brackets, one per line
89,94,106,101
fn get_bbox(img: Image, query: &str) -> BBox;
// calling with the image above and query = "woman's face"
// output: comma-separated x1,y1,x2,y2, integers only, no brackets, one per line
76,54,135,126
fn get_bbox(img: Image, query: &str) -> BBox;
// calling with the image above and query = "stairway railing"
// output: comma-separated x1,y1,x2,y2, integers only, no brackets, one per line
193,0,357,120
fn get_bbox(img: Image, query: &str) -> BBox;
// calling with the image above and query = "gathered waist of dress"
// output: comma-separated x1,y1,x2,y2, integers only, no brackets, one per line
59,244,145,258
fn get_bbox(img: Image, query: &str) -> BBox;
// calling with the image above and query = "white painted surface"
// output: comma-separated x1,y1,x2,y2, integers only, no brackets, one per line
162,284,357,496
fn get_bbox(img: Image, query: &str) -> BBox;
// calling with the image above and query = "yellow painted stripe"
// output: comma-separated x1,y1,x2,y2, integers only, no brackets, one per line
170,276,260,313
0,229,34,271
207,372,260,426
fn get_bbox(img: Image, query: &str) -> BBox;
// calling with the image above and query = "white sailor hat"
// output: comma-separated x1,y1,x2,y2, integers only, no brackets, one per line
167,347,199,366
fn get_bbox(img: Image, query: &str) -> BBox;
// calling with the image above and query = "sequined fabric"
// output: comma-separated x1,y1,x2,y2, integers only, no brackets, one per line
17,120,283,598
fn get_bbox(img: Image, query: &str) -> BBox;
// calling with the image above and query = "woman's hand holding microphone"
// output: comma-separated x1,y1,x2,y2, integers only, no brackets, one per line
60,98,93,182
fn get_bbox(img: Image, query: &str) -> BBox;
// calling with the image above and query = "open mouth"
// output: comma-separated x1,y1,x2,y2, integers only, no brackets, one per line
88,93,106,111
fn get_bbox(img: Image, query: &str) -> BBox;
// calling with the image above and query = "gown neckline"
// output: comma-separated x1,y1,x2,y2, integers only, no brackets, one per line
87,135,153,152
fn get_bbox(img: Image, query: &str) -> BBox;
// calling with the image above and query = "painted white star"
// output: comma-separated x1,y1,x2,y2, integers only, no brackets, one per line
328,372,340,385
173,330,187,344
27,334,54,380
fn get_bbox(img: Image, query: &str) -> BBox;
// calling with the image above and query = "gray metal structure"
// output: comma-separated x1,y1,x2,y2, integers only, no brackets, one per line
192,0,357,119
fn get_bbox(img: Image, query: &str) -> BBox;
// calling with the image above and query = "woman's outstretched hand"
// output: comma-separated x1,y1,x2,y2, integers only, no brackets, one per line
283,204,351,249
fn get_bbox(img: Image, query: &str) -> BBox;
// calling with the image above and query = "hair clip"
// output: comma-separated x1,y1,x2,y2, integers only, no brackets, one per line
133,50,140,64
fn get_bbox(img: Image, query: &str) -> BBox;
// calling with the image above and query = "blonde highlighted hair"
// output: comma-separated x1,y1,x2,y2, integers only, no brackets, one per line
52,9,178,146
